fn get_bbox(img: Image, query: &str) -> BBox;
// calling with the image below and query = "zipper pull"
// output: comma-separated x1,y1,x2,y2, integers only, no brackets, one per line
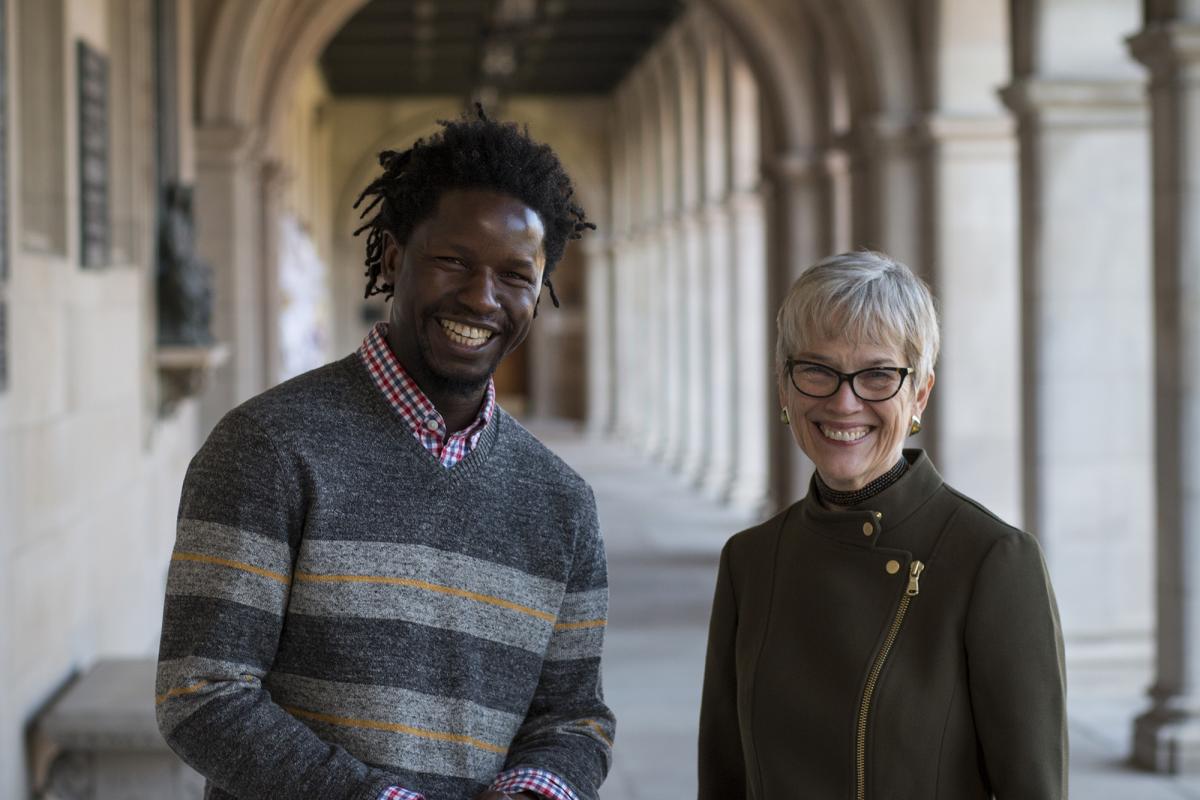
906,560,925,596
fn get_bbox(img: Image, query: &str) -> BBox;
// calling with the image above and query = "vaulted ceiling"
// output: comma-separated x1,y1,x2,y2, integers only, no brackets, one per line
319,0,685,96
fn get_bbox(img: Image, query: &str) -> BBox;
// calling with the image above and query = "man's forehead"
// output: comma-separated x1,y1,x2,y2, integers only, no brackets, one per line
420,189,546,250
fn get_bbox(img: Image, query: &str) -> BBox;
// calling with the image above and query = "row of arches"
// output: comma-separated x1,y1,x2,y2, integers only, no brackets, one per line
189,0,1200,772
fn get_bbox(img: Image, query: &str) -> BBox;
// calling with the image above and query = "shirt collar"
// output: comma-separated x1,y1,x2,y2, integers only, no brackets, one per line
356,321,496,442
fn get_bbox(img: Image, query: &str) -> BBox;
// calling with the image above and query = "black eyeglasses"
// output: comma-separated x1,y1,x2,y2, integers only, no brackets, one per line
785,359,913,402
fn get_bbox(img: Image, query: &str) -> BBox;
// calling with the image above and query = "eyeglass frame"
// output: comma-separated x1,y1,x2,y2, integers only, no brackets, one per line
784,359,914,402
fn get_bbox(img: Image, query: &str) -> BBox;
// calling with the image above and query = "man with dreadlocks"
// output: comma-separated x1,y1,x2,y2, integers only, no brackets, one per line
155,109,614,800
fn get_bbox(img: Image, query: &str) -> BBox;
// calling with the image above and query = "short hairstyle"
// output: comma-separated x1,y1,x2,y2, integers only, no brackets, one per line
775,251,941,388
353,105,594,302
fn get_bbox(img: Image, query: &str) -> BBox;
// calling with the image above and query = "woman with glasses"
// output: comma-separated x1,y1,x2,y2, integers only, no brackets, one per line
698,251,1067,799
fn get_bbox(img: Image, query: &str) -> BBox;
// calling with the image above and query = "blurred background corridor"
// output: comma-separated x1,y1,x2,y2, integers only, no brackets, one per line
3,0,1200,797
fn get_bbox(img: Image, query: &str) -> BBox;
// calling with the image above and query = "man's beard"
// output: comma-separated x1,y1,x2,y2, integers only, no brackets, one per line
415,325,500,398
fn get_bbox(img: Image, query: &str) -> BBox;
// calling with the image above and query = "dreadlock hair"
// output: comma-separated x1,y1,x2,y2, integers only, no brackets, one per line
353,105,595,306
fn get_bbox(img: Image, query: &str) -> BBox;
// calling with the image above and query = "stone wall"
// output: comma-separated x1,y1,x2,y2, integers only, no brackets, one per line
0,2,201,796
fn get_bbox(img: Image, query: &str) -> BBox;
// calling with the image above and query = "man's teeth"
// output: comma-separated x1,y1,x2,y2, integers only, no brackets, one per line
820,425,869,442
440,320,494,346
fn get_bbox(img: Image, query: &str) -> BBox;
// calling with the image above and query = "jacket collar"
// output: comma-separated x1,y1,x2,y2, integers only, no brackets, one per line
796,449,943,547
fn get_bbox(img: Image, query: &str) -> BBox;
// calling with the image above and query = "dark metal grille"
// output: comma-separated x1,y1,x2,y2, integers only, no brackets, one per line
78,40,109,268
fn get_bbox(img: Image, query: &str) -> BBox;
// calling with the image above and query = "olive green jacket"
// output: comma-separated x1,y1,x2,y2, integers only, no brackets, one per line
698,451,1067,800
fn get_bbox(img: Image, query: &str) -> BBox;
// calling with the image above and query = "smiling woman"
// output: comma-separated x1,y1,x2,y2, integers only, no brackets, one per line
699,251,1068,800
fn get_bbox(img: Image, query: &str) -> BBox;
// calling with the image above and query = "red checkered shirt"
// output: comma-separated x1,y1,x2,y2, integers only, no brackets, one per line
357,322,495,467
359,323,578,800
379,767,579,800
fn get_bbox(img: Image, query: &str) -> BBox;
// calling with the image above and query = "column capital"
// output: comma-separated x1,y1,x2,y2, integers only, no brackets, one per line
918,113,1014,142
195,123,263,168
998,77,1146,127
763,149,826,184
1128,22,1200,75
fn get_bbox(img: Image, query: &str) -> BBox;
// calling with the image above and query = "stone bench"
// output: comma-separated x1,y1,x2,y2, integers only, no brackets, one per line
34,658,204,800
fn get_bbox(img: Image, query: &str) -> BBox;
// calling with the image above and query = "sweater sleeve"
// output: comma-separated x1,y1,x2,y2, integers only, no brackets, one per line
964,530,1068,800
697,541,746,800
502,487,615,800
155,410,402,800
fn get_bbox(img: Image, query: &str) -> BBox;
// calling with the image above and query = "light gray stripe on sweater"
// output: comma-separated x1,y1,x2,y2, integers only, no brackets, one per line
296,539,564,613
155,655,266,734
174,518,293,573
286,578,555,654
165,557,289,615
266,672,523,752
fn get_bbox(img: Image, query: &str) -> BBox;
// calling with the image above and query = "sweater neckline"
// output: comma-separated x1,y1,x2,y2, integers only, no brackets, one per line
340,355,503,483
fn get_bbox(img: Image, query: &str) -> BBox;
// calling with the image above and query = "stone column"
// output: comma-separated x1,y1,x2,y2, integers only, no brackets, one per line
259,158,290,387
701,200,735,498
584,235,615,436
923,112,1023,527
652,52,687,470
765,151,830,504
725,51,770,514
668,27,710,484
611,91,643,443
194,123,266,430
698,24,735,499
1129,18,1200,773
855,116,926,268
726,186,771,513
1001,76,1152,639
677,210,708,482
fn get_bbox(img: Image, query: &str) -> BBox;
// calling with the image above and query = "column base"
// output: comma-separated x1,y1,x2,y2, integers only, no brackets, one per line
1133,705,1200,773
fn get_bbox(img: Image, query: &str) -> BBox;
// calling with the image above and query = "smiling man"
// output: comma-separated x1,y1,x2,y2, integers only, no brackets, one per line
155,110,614,800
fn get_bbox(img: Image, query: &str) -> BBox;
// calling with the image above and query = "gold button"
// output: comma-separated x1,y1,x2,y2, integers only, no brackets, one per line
885,559,901,575
874,512,883,520
862,522,874,536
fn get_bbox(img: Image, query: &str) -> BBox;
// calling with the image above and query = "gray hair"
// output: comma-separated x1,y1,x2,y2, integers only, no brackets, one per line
775,251,941,387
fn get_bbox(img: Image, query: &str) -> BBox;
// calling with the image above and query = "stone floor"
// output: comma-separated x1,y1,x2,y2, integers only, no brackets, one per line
524,422,1200,800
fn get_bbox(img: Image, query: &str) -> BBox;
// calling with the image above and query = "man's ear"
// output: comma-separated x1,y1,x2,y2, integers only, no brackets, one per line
381,231,403,285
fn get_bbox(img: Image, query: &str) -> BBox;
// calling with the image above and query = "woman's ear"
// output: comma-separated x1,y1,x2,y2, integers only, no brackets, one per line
914,369,936,416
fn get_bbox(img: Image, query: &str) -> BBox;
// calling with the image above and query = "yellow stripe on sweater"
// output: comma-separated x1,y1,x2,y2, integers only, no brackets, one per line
583,718,613,746
283,705,506,754
293,571,556,622
155,680,210,705
553,618,607,631
171,552,292,585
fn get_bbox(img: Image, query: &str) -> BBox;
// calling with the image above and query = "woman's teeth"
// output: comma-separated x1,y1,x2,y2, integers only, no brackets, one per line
820,425,869,442
439,320,494,347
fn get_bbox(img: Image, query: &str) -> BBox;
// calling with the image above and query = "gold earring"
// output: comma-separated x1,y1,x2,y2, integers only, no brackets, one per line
780,408,790,425
909,415,922,436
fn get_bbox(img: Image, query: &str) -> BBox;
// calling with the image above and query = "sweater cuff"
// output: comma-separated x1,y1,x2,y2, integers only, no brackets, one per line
491,767,579,800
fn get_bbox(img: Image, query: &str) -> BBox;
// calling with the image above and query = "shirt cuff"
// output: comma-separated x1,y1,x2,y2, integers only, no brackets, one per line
491,767,580,800
379,788,425,800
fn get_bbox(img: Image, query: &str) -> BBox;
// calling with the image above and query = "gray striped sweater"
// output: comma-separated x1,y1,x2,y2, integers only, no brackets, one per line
155,356,614,800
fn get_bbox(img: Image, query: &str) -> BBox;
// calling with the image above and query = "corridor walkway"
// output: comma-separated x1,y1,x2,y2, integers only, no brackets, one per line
525,422,1200,800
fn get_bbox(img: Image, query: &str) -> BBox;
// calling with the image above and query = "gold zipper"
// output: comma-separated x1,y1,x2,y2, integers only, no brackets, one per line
855,559,924,800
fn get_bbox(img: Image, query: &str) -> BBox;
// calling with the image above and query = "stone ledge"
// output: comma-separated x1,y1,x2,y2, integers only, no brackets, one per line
156,342,229,416
34,658,205,799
